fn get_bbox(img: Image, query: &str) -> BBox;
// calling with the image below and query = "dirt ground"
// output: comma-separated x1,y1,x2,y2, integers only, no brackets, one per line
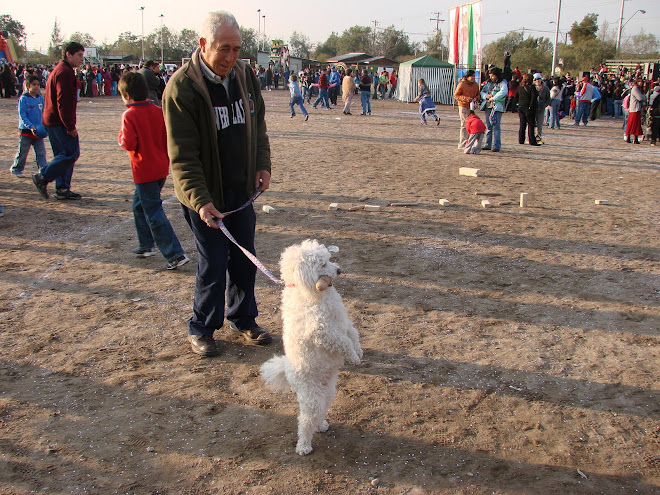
0,88,659,495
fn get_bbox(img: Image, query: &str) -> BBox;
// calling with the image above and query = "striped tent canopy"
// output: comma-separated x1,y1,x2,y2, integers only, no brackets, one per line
396,55,455,105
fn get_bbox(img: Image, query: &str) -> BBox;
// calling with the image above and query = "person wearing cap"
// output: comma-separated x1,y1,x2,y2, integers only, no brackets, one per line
139,60,163,106
533,73,550,144
453,70,480,149
574,76,594,126
480,67,508,152
328,66,341,105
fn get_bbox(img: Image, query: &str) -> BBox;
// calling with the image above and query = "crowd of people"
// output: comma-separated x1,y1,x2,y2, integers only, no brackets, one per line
452,60,660,153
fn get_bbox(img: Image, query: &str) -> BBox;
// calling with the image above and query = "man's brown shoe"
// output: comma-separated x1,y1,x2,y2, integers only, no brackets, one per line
228,322,273,346
188,334,219,356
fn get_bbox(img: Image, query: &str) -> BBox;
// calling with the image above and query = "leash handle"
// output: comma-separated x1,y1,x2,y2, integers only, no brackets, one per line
214,185,284,285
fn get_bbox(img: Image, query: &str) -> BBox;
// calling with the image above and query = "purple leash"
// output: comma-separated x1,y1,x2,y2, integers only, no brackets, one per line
214,188,284,285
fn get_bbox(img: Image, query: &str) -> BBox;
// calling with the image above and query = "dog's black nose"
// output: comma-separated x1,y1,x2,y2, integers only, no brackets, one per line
337,268,342,275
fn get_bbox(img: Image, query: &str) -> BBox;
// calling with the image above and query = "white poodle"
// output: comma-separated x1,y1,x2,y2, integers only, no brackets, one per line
261,239,362,455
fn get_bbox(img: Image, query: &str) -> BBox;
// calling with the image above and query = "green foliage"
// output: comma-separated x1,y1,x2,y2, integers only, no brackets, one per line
0,14,26,43
483,31,552,72
313,25,415,61
314,32,340,59
423,30,448,59
239,27,259,61
620,29,660,58
569,13,598,45
48,19,64,59
69,32,95,47
560,39,616,71
288,31,312,59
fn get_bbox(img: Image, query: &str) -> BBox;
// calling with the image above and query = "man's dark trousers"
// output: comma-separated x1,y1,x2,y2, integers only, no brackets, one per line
182,191,258,337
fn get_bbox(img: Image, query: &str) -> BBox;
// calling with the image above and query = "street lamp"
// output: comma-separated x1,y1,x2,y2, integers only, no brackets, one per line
159,14,164,66
616,0,646,56
550,0,562,77
139,6,145,62
257,9,261,53
262,15,266,52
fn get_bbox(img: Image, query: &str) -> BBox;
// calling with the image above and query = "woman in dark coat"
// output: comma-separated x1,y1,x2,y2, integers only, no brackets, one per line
514,73,540,146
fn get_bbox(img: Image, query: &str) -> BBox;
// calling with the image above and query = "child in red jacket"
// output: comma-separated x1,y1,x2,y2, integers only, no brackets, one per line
118,72,189,270
464,110,486,154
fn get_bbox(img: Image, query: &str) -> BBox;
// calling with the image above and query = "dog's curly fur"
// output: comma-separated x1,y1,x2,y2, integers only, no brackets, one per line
260,239,362,455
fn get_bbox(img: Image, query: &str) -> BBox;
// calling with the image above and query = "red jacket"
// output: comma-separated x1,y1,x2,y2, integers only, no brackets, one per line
118,101,170,184
465,113,486,134
43,60,77,132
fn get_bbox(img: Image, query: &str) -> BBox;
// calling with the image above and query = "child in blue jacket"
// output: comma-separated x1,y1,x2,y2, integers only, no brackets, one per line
11,75,47,178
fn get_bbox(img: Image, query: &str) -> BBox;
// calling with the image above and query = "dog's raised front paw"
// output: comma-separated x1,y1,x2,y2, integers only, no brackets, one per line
296,443,313,455
318,420,329,433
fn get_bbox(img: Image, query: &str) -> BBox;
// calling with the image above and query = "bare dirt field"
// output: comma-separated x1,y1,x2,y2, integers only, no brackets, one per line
1,88,659,495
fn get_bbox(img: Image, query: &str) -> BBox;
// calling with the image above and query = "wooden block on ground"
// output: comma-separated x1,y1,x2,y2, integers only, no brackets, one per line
498,200,514,206
364,205,381,211
348,205,365,211
519,193,528,208
328,203,339,210
389,202,419,207
595,199,609,205
439,199,450,206
262,205,275,213
481,200,492,208
459,167,482,177
358,196,369,202
475,192,502,196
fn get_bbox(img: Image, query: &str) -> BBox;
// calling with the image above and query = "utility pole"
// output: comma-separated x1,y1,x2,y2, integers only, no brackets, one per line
430,12,445,59
257,9,261,53
263,15,266,52
371,20,379,53
139,6,145,62
551,0,561,77
616,0,625,56
159,14,164,66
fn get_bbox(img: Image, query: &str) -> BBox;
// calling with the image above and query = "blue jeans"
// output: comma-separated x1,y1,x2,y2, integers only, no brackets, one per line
360,91,371,114
182,192,258,336
549,99,561,128
111,81,118,96
613,100,622,118
42,125,80,190
388,84,396,99
133,178,184,262
623,109,629,130
484,108,502,150
289,95,308,116
313,89,330,108
605,97,613,115
12,135,47,173
575,101,590,125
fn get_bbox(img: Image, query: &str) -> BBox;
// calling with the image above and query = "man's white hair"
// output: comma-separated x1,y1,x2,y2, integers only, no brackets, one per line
201,11,240,43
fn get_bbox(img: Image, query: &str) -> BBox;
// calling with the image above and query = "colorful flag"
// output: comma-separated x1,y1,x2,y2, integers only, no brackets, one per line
448,1,482,69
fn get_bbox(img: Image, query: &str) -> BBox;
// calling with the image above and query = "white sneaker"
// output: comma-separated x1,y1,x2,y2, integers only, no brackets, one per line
11,170,25,178
166,254,190,270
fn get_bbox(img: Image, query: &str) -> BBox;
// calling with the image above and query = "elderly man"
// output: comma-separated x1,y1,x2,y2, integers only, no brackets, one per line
138,60,162,106
163,11,273,357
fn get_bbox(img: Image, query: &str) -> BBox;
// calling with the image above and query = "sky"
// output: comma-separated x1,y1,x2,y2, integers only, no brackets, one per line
5,0,660,55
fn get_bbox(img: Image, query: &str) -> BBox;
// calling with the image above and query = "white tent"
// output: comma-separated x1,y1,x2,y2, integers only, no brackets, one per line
397,55,455,105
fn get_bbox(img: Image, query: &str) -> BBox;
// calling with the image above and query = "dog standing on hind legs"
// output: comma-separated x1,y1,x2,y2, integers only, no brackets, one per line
261,239,362,455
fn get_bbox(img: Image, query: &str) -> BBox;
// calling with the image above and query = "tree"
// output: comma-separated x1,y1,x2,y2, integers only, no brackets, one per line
375,25,416,59
620,29,659,58
337,25,372,54
48,19,64,59
69,32,95,47
569,14,598,45
289,31,312,59
0,14,26,44
483,31,553,73
423,30,448,60
239,27,258,61
314,32,340,61
172,28,198,60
